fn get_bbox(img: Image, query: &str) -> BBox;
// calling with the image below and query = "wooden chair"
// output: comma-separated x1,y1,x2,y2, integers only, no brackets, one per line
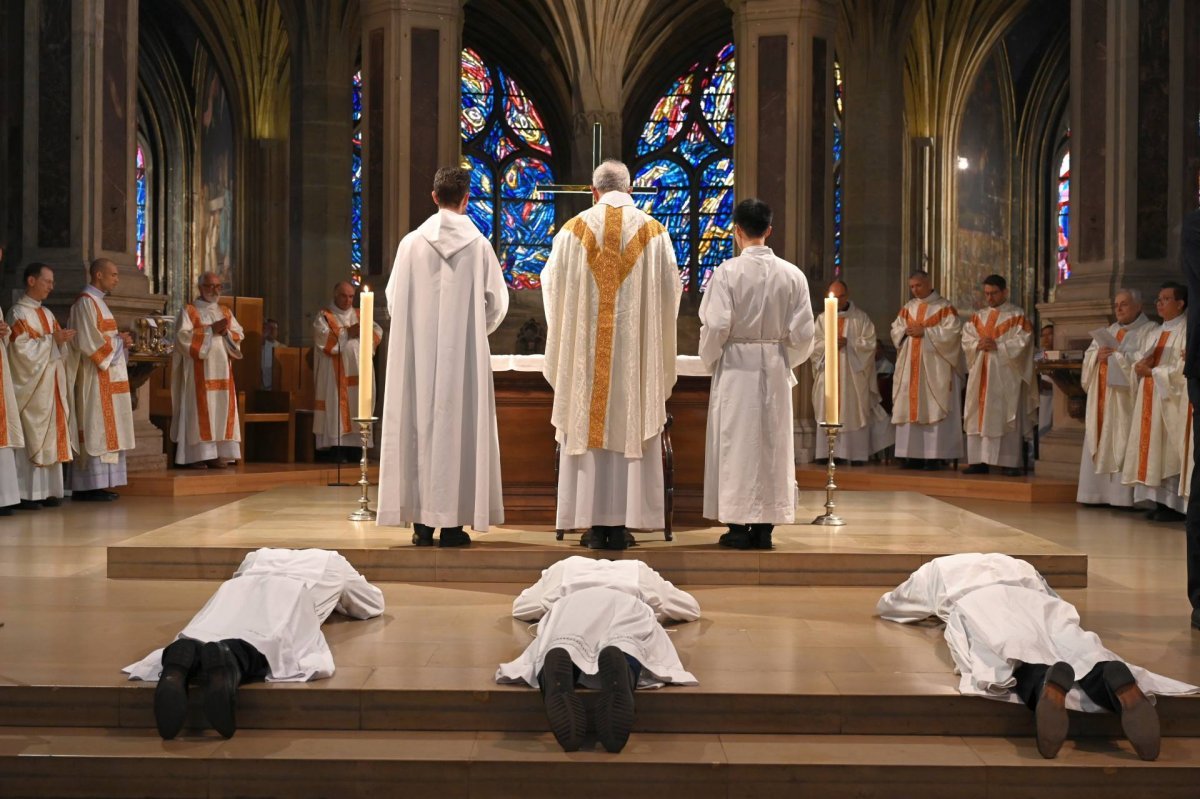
238,390,295,463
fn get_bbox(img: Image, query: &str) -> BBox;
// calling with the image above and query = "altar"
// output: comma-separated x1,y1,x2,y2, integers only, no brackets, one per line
492,354,712,526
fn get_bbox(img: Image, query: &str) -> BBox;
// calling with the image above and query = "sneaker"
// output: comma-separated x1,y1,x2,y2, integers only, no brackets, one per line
595,646,636,753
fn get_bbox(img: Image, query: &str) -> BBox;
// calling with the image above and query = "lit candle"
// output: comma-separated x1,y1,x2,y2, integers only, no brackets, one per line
824,293,839,425
358,286,374,419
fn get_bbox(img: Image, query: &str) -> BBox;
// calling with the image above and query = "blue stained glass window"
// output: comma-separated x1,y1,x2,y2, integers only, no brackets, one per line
135,144,147,273
351,69,364,284
1057,148,1070,283
460,48,556,289
832,58,844,275
633,43,735,293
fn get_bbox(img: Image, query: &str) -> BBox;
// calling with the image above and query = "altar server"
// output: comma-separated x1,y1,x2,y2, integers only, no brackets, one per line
313,281,383,453
700,198,813,549
124,547,384,739
497,556,699,753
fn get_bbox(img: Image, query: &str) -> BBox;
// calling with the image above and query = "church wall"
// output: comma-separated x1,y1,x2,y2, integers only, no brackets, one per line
192,55,236,297
0,0,23,267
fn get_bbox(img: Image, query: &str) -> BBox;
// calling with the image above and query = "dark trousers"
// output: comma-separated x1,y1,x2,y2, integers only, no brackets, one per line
1012,662,1119,713
538,651,643,688
162,638,270,685
1186,379,1200,610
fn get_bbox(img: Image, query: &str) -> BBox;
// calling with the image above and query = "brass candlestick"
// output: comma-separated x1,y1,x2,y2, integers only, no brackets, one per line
348,416,377,521
812,422,846,526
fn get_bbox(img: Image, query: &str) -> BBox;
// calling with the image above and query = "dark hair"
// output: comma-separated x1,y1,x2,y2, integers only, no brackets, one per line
23,262,51,285
983,274,1007,291
1161,280,1188,308
89,257,114,279
909,270,930,281
433,167,471,207
733,198,772,238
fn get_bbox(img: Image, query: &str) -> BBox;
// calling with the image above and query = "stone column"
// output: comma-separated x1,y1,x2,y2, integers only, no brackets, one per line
20,0,166,471
729,0,837,463
1037,0,1198,479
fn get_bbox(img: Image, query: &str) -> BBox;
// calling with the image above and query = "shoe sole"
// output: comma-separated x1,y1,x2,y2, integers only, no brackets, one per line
1035,662,1074,759
200,643,237,739
595,646,635,753
1105,663,1161,761
541,650,585,752
153,676,188,740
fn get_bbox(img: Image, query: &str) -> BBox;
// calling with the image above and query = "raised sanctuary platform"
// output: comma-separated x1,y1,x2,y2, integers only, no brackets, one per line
122,462,381,497
796,463,1080,503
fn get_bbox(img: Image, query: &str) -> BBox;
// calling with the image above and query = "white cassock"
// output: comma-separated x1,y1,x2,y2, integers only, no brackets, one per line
171,298,244,465
945,584,1198,711
698,245,813,524
496,556,699,689
1181,400,1194,501
1121,315,1187,511
313,304,382,449
542,191,681,530
0,303,24,508
68,286,134,489
1076,315,1155,506
962,303,1036,468
890,292,964,459
124,548,384,683
811,301,893,461
7,296,71,499
377,208,508,529
876,552,1058,624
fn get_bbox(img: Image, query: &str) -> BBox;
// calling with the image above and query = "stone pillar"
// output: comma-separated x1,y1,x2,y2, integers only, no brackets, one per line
20,0,166,471
729,0,836,463
1037,0,1198,479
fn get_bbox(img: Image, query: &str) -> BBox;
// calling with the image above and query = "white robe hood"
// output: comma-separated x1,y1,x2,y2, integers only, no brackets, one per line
419,208,482,261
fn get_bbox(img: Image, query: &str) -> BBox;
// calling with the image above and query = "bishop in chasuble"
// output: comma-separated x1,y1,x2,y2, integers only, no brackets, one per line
961,274,1037,476
313,281,383,452
1077,290,1155,507
890,270,965,469
171,272,245,469
700,199,813,550
7,264,73,505
1122,282,1189,520
68,259,136,499
377,167,509,546
542,160,682,551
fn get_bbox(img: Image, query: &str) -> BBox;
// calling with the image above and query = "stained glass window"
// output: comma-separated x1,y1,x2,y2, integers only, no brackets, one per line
350,69,364,285
460,47,556,289
633,43,735,293
135,144,147,273
1057,150,1070,283
833,58,844,275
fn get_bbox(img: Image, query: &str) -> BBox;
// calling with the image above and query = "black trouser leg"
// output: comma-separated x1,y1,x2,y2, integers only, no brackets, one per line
1076,662,1121,713
220,639,271,684
625,654,642,685
1013,662,1049,710
1187,379,1200,610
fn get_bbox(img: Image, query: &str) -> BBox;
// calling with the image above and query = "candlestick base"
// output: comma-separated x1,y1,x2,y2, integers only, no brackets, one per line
348,417,378,522
812,422,846,526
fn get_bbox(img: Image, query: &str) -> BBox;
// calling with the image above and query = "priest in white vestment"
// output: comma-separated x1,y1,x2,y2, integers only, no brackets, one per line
68,259,136,499
1076,290,1155,506
313,281,383,452
1122,282,1188,520
542,160,682,550
961,275,1036,476
497,556,699,752
699,198,813,550
0,279,23,516
125,547,384,739
7,264,73,506
890,271,964,469
171,272,245,468
377,166,508,546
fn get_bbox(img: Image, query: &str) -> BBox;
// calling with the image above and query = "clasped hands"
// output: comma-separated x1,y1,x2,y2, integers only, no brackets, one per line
904,322,925,338
209,318,230,336
1134,356,1155,379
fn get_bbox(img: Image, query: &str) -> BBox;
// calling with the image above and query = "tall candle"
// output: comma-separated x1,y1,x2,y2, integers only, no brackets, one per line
358,286,374,419
824,293,839,425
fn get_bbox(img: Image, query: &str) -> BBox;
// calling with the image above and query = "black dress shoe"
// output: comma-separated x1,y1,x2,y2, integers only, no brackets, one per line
539,648,585,752
411,524,435,546
200,641,243,739
595,646,636,753
0,506,11,516
850,460,866,467
1035,661,1074,759
40,496,62,508
1103,661,1160,761
922,460,943,471
438,527,471,547
1149,506,1186,523
1000,468,1023,477
71,489,108,502
605,526,631,551
582,528,607,549
718,524,754,549
899,459,924,470
154,639,200,740
16,499,41,510
962,463,989,475
101,490,119,501
751,524,775,550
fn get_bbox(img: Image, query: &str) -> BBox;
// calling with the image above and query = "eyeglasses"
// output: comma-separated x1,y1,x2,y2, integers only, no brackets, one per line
202,283,222,290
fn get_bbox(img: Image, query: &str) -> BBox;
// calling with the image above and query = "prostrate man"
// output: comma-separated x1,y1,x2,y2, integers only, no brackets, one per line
961,275,1036,476
313,282,383,455
125,547,384,739
890,271,964,470
0,256,23,516
7,264,74,507
497,556,699,753
699,199,813,550
68,258,135,500
543,160,681,551
378,167,508,546
1122,282,1188,521
171,272,245,469
1076,290,1154,506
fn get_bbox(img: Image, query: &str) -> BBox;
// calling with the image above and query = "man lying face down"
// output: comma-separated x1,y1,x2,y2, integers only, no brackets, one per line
496,556,700,753
124,548,384,739
877,553,1198,760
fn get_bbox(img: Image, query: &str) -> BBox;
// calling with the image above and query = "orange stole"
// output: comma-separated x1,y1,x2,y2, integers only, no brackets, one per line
1093,327,1129,456
900,303,957,424
185,304,237,443
320,309,355,435
1136,331,1172,482
77,294,130,451
34,307,70,462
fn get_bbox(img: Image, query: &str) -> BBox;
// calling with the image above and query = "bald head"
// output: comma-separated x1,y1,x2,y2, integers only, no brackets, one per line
827,279,849,310
333,281,355,311
90,258,119,293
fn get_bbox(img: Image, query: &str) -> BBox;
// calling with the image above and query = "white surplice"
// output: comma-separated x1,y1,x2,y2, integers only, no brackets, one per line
124,548,384,683
0,303,24,508
7,296,71,499
811,302,892,461
1076,314,1155,506
377,208,508,530
171,298,244,464
890,292,964,459
699,245,813,524
1121,315,1187,511
876,553,1058,624
542,191,681,529
962,302,1036,468
945,584,1198,711
313,304,383,449
68,286,134,486
497,557,699,689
